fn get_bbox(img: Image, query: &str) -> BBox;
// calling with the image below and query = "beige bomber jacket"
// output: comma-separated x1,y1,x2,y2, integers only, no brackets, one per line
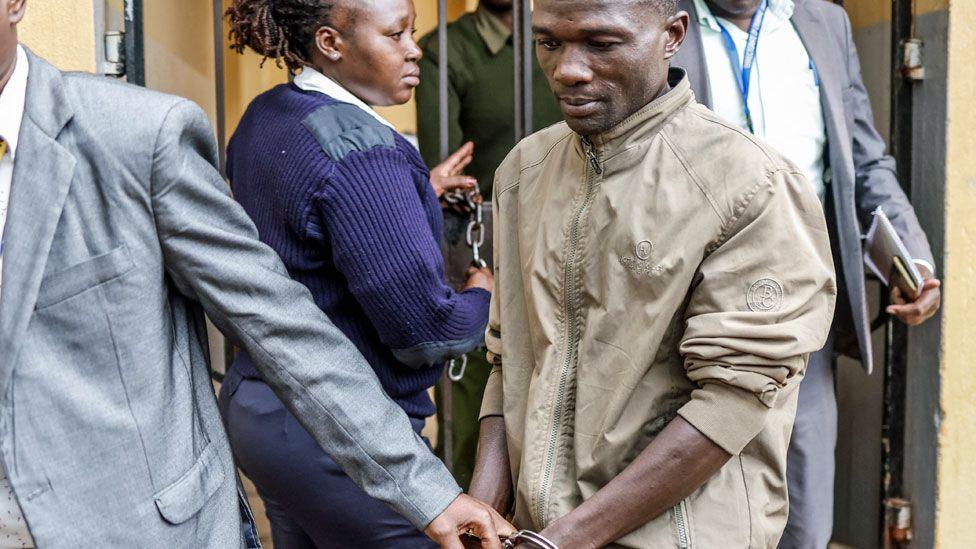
480,73,837,548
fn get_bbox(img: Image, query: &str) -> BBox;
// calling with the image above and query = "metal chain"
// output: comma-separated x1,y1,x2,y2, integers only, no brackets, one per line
439,189,485,385
442,189,486,269
464,191,487,269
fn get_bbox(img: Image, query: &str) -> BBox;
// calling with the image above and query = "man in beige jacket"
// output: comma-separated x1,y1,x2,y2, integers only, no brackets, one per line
468,0,837,547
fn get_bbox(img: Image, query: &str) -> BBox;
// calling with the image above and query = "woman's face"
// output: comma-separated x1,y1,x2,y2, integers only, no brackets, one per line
324,0,422,106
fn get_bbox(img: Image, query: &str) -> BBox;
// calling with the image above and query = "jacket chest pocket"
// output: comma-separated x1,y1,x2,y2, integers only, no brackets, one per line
35,244,135,310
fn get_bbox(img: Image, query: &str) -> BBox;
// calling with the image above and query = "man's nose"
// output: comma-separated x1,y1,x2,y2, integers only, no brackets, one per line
552,49,593,87
406,38,422,63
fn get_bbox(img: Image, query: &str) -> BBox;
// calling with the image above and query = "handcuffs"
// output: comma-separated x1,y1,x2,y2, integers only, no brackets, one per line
501,530,561,549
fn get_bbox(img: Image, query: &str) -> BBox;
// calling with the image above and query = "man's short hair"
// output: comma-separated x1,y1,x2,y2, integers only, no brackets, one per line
639,0,679,16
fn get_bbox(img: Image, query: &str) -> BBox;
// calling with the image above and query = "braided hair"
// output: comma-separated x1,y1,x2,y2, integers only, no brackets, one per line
226,0,337,73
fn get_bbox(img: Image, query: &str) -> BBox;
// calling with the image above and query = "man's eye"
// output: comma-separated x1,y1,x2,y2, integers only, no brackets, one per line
389,31,405,39
589,41,615,50
536,39,560,51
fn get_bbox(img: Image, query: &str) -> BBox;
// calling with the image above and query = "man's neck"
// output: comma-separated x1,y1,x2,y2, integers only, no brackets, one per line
0,43,19,96
707,2,761,33
480,1,514,31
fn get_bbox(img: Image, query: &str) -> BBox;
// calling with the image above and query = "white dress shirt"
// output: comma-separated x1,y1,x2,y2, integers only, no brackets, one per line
0,45,35,549
693,0,827,203
293,66,396,130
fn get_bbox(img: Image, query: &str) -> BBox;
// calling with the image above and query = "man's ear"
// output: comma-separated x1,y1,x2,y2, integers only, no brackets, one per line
664,11,690,60
314,25,344,63
8,0,26,24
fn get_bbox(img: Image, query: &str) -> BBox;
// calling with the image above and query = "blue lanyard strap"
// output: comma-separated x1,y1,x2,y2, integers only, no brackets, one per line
718,0,768,133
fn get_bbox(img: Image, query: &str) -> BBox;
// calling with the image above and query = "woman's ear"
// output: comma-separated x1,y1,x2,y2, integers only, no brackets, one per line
315,25,344,62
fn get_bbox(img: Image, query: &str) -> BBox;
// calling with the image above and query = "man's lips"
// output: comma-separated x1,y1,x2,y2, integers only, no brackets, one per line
403,73,421,87
558,96,601,117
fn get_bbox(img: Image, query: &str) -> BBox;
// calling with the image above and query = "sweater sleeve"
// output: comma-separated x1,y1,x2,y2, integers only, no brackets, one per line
312,144,489,368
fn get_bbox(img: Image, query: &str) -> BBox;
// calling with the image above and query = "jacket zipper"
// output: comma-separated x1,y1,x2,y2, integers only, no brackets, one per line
534,136,601,524
673,500,691,549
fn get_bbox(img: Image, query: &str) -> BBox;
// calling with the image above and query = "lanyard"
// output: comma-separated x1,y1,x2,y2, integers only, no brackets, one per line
717,0,768,133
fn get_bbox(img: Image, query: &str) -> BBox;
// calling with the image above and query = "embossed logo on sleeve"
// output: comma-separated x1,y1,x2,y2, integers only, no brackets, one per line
748,278,784,312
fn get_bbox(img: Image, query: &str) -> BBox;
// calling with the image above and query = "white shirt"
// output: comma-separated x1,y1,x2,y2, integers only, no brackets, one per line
693,0,827,202
293,67,396,130
0,45,35,549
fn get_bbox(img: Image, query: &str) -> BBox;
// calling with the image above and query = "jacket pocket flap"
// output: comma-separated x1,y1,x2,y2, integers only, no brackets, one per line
153,443,225,524
36,244,135,309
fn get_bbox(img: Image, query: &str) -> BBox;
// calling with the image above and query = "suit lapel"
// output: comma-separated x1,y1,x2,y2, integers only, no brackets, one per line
792,1,850,159
0,50,75,388
793,2,873,371
676,0,713,107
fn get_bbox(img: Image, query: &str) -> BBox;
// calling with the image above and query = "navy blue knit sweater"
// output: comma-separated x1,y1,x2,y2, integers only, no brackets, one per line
227,83,490,418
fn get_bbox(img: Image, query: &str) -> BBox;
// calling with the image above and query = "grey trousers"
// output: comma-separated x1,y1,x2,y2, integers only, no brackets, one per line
779,336,837,549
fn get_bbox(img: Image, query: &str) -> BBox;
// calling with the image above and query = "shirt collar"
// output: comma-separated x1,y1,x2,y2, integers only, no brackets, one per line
691,0,795,33
474,4,511,56
293,66,396,130
0,45,29,159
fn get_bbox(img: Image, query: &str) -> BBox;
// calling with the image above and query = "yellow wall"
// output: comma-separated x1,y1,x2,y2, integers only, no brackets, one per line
145,0,217,125
19,0,96,72
936,0,976,546
846,0,948,28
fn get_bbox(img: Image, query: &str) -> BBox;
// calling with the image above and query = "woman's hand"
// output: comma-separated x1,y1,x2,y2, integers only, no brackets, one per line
462,266,494,293
431,141,477,198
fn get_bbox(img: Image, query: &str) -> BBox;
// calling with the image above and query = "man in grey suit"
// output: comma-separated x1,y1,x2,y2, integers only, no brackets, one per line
0,1,512,547
672,0,941,546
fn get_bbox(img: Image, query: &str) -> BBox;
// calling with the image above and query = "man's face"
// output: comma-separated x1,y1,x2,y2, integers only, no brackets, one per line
532,0,686,136
0,0,25,80
706,0,762,18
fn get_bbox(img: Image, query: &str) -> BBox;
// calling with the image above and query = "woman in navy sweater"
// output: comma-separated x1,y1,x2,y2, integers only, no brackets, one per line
220,0,493,547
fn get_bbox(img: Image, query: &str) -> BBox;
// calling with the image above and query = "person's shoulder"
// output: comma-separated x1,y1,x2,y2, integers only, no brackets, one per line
495,121,574,197
418,11,480,55
301,101,397,164
668,103,802,204
795,0,850,26
61,72,187,130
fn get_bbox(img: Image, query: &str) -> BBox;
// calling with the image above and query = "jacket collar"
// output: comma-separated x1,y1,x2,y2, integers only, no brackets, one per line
579,68,694,162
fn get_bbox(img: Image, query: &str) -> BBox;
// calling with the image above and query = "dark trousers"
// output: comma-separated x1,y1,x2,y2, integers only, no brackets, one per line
779,335,837,549
220,373,437,549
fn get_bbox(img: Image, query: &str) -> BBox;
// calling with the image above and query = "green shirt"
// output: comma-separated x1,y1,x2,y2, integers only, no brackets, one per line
416,6,563,196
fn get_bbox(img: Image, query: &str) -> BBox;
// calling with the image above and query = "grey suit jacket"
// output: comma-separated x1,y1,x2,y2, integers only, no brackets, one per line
673,0,934,373
0,49,460,547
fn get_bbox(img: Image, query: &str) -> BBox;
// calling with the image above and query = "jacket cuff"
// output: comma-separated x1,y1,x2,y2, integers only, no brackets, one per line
913,259,936,278
479,365,504,420
677,382,772,456
401,465,463,528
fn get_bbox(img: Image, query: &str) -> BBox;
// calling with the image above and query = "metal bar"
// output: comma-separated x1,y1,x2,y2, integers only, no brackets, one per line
436,0,454,474
123,0,144,86
213,0,228,175
438,0,450,162
880,0,915,546
512,0,525,141
520,0,533,136
213,0,235,380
